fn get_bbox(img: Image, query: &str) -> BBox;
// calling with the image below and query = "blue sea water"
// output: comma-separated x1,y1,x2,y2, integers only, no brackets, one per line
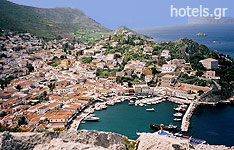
79,25,234,146
79,101,180,140
136,24,234,58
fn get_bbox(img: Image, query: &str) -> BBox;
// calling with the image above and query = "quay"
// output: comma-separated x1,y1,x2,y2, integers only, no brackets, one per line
68,107,93,132
168,97,191,104
181,102,197,132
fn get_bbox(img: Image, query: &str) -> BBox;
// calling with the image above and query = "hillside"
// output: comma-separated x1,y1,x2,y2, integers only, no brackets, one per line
110,26,151,40
0,0,110,39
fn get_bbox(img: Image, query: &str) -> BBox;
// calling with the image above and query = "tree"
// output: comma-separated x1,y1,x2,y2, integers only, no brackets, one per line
16,85,22,91
196,70,204,77
152,67,160,75
26,62,34,72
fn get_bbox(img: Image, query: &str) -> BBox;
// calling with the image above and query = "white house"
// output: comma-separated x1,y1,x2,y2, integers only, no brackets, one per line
162,64,176,73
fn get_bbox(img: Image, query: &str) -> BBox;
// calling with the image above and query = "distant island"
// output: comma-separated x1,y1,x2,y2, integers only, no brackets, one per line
188,17,234,24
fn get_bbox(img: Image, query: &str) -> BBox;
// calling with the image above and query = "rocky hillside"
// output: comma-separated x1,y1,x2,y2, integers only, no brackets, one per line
137,133,230,150
109,26,151,40
0,0,110,39
0,130,231,150
0,130,126,150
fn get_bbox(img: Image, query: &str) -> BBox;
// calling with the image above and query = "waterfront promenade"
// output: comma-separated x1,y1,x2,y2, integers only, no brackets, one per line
168,97,191,104
68,107,93,132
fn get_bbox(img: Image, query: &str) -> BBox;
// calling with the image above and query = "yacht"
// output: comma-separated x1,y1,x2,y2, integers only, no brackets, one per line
173,118,182,122
173,113,183,117
146,108,155,111
84,116,100,121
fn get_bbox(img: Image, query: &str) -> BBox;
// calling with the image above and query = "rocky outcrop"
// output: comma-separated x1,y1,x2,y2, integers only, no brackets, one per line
137,133,230,150
0,131,231,150
0,130,126,150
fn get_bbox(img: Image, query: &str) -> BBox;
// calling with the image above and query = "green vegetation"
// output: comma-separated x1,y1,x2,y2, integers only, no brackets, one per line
147,80,157,87
0,0,110,40
178,74,196,82
53,128,65,131
0,75,15,90
0,123,27,132
124,137,137,150
50,61,61,67
187,79,209,87
73,29,107,44
81,57,93,64
96,69,116,78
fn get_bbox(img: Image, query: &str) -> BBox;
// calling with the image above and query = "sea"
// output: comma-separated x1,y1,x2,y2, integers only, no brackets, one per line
79,24,234,146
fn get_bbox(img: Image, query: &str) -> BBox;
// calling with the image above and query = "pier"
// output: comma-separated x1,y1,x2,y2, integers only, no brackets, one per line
181,102,197,132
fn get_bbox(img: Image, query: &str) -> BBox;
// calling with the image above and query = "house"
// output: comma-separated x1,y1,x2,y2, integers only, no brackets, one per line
171,59,186,67
162,64,176,73
161,50,170,59
37,106,50,114
144,46,153,54
161,74,175,87
145,75,153,83
152,55,159,62
200,58,218,69
49,122,66,129
133,84,151,95
203,71,220,80
83,50,95,56
36,124,46,131
144,67,152,75
116,71,125,77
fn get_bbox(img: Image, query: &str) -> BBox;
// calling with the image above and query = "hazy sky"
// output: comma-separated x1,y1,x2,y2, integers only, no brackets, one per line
9,0,234,30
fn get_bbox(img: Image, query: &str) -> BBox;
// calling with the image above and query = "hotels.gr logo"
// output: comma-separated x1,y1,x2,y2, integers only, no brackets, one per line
170,5,228,19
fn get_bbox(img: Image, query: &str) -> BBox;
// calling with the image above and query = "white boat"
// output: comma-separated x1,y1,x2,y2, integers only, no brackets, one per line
95,106,102,111
139,103,144,107
116,100,121,103
173,113,183,117
84,116,100,121
173,118,182,122
146,108,155,111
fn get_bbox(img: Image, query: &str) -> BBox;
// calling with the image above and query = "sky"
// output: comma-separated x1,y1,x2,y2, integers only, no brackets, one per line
8,0,234,30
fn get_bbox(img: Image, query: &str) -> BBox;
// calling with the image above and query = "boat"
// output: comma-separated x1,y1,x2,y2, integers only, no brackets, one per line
81,121,86,124
173,113,183,117
173,118,182,122
174,133,183,137
196,32,208,36
84,116,100,121
174,107,186,112
128,101,135,105
150,123,178,133
139,103,144,107
146,108,155,111
95,107,102,111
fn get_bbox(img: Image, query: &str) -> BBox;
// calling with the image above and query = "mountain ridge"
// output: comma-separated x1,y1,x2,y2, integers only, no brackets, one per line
0,0,110,39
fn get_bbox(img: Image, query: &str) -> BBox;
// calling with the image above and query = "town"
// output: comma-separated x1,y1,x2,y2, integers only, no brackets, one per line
0,28,232,133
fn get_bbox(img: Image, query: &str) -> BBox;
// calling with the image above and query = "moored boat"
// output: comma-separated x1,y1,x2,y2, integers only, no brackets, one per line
84,116,100,121
146,108,155,111
173,118,182,122
173,113,183,117
150,123,178,133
